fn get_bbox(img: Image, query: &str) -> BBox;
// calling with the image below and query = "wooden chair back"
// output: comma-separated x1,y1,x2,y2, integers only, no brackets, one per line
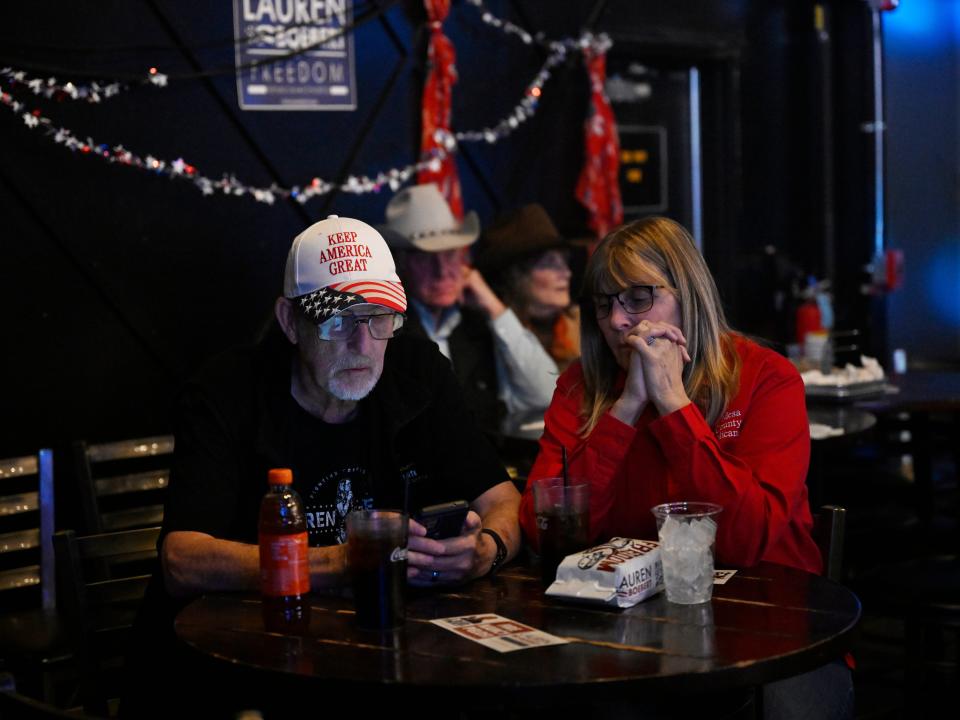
1,685,102,719
813,504,847,583
0,449,55,610
73,436,173,534
53,527,160,716
0,681,102,719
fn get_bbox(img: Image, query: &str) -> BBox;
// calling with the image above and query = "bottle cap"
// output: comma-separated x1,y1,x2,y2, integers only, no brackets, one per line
268,468,293,485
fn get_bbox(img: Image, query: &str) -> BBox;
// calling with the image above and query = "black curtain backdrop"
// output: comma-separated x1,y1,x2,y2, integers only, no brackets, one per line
3,0,900,456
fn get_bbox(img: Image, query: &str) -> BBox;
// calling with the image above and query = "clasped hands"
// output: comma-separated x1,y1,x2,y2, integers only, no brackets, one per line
613,319,693,423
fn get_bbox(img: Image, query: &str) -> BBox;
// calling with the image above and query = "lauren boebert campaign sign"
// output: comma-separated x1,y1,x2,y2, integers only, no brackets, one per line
233,0,357,111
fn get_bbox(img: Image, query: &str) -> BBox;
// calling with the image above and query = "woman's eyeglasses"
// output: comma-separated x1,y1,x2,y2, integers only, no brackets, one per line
592,285,665,319
316,312,405,341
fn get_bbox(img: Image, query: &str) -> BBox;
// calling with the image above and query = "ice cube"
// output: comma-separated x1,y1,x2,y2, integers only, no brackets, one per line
688,517,717,546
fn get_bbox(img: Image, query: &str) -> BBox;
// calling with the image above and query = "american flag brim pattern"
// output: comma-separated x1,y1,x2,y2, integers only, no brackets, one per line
329,280,407,314
298,281,407,323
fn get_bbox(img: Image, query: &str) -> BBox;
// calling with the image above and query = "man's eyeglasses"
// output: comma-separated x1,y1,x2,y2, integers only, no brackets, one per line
592,285,665,319
316,312,405,341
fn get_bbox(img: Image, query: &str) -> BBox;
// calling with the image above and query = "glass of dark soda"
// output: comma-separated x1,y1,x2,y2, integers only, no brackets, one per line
532,477,591,585
346,509,408,630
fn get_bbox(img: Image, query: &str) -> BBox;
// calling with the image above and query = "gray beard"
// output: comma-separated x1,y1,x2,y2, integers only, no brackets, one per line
327,355,381,401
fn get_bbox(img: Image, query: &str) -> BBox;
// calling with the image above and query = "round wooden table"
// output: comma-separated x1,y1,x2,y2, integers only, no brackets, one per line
176,562,860,712
807,406,877,438
855,371,960,531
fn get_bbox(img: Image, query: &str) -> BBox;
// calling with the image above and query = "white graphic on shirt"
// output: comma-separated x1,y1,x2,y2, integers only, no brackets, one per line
715,409,743,440
334,477,354,543
304,465,371,545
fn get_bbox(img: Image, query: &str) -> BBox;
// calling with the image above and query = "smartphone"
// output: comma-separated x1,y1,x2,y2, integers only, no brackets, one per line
415,500,470,540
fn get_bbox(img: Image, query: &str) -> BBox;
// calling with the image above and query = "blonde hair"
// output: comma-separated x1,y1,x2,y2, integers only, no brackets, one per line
579,216,741,435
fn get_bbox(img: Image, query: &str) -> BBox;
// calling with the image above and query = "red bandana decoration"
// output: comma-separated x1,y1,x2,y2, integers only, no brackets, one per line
418,0,464,219
575,41,622,241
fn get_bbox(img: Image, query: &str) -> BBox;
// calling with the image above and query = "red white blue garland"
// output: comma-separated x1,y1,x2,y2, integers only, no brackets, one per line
0,3,611,205
0,66,167,103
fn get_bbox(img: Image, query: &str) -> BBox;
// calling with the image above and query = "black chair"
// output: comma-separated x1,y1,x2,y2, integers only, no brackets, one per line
901,557,960,712
812,504,846,583
0,675,103,719
72,436,173,534
0,449,55,609
53,527,160,717
0,450,71,703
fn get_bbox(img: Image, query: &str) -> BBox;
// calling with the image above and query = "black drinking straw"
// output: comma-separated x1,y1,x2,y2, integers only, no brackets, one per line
562,446,569,487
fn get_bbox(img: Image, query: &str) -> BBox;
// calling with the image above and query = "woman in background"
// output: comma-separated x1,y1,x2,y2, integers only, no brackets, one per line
478,204,581,372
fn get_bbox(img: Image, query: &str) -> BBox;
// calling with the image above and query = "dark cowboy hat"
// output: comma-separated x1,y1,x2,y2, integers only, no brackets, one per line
476,203,568,275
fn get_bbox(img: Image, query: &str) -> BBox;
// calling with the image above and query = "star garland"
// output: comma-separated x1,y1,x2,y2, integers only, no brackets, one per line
0,66,167,103
1,82,448,203
466,0,537,45
1,4,613,205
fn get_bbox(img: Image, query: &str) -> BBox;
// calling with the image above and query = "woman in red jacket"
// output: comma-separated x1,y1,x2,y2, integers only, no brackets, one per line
519,215,822,575
520,217,854,718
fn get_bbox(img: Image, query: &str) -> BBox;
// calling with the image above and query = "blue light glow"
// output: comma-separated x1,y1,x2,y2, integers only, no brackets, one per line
884,0,960,50
924,241,960,327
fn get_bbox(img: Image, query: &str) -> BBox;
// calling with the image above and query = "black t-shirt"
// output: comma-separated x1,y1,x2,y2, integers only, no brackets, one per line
127,332,510,717
158,331,506,548
286,401,373,546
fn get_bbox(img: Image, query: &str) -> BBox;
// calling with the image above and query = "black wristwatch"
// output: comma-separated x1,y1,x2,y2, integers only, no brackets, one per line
481,528,508,575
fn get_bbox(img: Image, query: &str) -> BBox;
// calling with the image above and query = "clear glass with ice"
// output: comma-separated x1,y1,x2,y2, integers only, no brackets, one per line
650,502,722,604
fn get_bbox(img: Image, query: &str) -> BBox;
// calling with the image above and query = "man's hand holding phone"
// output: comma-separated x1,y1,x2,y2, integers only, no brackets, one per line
407,501,484,586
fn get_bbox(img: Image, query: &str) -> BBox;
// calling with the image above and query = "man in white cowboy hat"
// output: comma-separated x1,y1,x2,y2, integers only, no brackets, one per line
127,215,520,714
381,184,557,430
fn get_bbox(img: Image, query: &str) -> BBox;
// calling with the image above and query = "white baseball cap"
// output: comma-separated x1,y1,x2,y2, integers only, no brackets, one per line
284,215,407,323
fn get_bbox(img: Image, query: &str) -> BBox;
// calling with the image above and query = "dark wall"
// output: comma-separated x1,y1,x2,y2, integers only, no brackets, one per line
0,0,755,456
6,0,920,457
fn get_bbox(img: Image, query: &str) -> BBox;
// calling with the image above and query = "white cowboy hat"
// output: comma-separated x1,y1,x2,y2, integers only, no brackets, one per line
380,183,480,252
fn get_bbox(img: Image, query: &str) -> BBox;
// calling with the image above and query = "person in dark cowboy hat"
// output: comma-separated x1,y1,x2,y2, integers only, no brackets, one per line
476,203,581,372
381,184,557,432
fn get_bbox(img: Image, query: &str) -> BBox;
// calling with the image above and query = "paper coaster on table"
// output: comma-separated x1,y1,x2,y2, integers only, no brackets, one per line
430,614,568,653
713,569,737,584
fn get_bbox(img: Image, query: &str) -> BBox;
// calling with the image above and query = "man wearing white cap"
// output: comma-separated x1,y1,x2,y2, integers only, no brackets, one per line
381,184,557,430
126,218,520,703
